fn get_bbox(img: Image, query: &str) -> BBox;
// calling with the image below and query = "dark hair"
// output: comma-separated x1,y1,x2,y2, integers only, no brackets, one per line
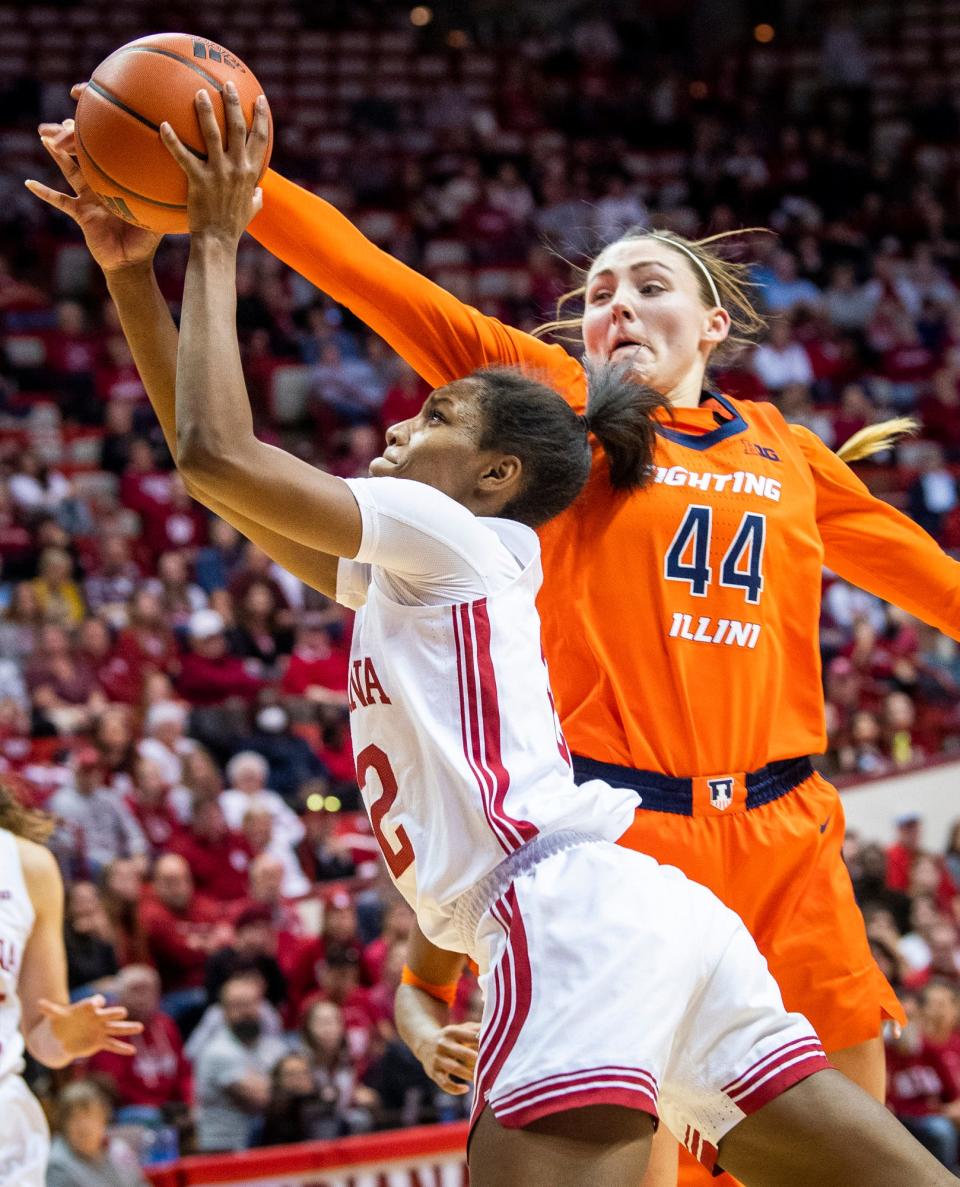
472,364,667,527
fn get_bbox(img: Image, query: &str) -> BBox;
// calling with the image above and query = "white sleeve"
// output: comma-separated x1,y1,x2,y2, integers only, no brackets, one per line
334,477,520,609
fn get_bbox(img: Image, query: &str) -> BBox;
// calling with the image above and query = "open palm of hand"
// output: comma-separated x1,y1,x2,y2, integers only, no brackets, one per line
28,119,161,274
38,994,142,1060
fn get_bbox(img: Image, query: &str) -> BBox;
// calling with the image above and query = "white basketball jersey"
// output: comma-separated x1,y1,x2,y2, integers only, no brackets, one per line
0,830,35,1081
337,478,636,951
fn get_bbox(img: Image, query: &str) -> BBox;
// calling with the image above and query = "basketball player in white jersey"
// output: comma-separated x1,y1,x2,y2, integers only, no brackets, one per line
0,784,142,1186
27,86,954,1186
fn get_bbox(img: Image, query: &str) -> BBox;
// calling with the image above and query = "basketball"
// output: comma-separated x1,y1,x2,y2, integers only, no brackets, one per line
74,33,273,234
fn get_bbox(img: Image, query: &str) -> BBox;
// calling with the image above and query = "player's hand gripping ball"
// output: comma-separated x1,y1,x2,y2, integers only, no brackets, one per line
74,33,273,234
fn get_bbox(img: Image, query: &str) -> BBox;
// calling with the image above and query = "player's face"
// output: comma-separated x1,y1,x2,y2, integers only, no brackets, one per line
371,380,499,503
581,238,729,399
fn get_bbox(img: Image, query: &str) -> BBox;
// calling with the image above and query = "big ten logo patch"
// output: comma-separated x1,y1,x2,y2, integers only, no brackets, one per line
743,442,781,462
707,777,734,811
192,40,248,72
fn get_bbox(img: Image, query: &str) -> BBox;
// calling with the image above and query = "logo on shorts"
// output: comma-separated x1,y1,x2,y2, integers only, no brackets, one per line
708,777,734,811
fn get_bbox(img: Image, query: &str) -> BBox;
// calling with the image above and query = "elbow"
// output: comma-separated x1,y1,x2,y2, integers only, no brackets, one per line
176,430,249,495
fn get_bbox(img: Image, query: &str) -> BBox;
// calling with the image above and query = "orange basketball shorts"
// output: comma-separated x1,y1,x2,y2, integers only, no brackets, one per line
605,763,905,1052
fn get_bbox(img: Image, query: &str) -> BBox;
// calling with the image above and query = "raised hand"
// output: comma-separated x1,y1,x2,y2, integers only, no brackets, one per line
37,994,143,1060
25,119,162,275
160,80,270,243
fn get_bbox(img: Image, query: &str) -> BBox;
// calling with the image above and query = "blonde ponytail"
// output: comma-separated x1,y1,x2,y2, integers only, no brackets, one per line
836,418,919,463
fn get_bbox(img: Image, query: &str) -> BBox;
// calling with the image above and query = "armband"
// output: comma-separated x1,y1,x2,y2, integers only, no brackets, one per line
401,964,458,1006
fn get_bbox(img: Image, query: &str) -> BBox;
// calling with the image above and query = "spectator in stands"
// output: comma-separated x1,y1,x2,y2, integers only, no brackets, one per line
115,589,178,692
82,534,141,618
945,822,960,891
297,806,358,883
908,444,959,541
919,368,960,461
99,857,149,966
206,903,287,1008
921,980,960,1087
46,1080,148,1187
0,580,41,666
76,619,138,706
281,613,350,707
757,250,822,314
823,262,877,331
141,852,230,1025
126,754,181,855
886,992,959,1171
170,797,251,903
221,750,304,849
8,450,72,522
194,972,287,1152
177,608,267,707
362,901,414,986
93,705,138,793
32,546,85,627
261,1052,342,1145
241,806,310,898
145,550,207,627
227,542,292,616
889,814,926,893
99,400,137,475
141,474,207,561
63,881,119,999
88,964,192,1128
194,518,244,597
49,747,146,880
234,700,327,803
233,579,294,674
751,319,814,393
137,700,195,788
300,999,377,1135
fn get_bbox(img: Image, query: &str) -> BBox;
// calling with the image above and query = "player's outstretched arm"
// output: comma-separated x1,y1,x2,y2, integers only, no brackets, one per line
17,839,142,1067
792,424,960,640
27,121,343,597
395,921,477,1096
163,84,365,562
251,169,584,403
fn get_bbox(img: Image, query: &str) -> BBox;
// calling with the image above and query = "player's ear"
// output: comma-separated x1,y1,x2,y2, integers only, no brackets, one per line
477,454,522,497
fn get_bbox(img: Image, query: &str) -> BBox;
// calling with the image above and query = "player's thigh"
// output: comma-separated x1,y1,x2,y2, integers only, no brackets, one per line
642,1124,679,1187
718,1068,954,1187
827,1033,886,1101
470,1103,654,1187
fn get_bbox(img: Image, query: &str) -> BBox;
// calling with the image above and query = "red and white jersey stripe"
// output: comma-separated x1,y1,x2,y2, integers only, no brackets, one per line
337,478,635,951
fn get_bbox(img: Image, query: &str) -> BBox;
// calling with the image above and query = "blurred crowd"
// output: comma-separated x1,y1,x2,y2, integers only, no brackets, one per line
854,816,960,1173
0,0,959,1173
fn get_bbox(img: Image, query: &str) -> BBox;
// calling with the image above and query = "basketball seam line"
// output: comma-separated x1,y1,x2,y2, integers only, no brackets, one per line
86,80,208,161
103,45,227,93
74,122,188,212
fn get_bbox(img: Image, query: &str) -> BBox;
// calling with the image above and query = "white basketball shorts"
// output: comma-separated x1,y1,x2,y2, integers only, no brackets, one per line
0,1075,50,1187
465,835,829,1173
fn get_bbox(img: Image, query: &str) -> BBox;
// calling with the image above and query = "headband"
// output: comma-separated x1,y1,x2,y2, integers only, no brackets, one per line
647,234,722,309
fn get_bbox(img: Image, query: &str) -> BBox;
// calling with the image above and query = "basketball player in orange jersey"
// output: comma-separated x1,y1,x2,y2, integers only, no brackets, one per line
36,101,959,1184
246,174,960,1187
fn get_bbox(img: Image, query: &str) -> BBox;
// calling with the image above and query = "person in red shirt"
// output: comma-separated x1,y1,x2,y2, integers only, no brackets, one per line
362,901,414,987
88,963,192,1125
298,951,380,1068
125,754,182,856
75,617,141,706
886,995,960,1171
169,798,251,904
141,473,208,560
921,981,960,1089
887,814,924,892
140,853,232,1027
280,614,350,704
114,588,180,693
176,608,267,707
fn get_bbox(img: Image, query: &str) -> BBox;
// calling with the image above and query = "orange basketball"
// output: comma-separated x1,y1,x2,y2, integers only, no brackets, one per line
75,33,273,234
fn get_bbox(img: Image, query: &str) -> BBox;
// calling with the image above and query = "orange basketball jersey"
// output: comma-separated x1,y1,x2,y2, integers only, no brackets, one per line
253,171,960,778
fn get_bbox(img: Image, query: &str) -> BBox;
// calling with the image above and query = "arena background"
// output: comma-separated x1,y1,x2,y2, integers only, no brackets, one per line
2,0,960,1181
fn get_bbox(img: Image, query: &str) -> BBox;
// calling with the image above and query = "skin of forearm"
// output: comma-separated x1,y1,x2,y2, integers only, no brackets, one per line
25,1019,70,1069
395,984,450,1063
175,234,256,474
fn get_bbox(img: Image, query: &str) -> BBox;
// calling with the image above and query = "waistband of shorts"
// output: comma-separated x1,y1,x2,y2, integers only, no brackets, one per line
571,755,814,817
452,830,599,954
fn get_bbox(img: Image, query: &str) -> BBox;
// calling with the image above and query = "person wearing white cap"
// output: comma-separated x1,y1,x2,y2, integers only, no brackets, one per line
137,700,196,789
